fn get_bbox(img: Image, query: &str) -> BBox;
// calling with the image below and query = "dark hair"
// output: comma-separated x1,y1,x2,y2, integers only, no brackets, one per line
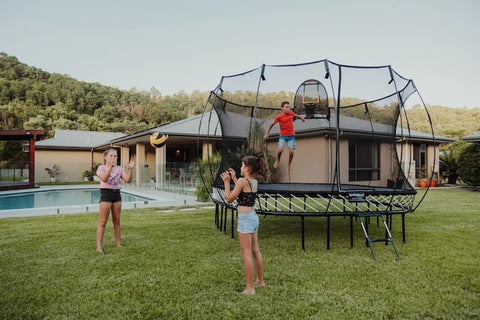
281,101,290,108
242,155,267,178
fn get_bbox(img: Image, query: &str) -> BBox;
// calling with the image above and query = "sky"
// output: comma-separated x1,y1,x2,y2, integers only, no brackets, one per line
0,0,478,109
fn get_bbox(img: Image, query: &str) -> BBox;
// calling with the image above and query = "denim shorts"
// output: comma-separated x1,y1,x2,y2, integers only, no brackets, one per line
237,211,259,233
278,136,296,149
99,188,122,203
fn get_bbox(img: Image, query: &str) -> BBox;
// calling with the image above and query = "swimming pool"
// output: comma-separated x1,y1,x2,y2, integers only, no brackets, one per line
0,185,201,218
0,188,153,210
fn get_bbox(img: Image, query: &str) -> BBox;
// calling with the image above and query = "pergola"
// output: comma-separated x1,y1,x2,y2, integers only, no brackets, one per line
0,130,45,191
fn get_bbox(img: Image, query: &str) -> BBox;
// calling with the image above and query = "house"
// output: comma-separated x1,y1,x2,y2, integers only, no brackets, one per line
209,106,454,187
94,113,222,189
263,113,454,186
29,111,452,189
30,118,221,188
35,129,124,182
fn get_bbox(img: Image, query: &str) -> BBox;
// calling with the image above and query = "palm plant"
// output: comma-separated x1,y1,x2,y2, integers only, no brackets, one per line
45,164,60,180
440,151,459,184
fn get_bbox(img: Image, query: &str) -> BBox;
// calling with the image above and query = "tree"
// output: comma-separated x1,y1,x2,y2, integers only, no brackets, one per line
2,51,480,141
23,115,52,132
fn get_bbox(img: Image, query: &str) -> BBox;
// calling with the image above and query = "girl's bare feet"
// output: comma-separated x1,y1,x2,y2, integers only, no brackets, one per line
255,281,265,287
242,289,255,295
96,249,104,254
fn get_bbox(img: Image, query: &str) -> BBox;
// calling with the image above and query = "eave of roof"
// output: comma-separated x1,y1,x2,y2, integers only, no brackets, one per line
461,132,480,142
36,129,125,149
97,111,455,149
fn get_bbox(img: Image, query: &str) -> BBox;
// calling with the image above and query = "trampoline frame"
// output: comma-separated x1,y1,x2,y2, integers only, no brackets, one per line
213,183,415,259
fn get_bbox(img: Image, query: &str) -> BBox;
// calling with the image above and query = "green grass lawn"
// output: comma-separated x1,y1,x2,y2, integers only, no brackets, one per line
1,189,479,319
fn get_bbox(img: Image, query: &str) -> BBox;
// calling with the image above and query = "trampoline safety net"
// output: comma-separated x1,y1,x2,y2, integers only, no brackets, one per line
198,59,435,217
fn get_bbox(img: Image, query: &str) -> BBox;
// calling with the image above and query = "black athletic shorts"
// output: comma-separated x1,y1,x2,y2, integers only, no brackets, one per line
99,188,122,203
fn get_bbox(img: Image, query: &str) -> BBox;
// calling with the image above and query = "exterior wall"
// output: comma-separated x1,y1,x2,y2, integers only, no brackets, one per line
136,146,159,186
33,134,439,187
267,135,410,186
380,143,395,183
267,136,333,183
35,149,96,182
34,140,212,186
93,151,104,167
35,148,136,183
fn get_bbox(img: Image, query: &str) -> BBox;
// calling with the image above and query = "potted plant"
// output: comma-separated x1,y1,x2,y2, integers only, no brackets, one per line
387,167,405,189
417,170,428,188
45,164,60,182
82,169,92,181
430,171,439,187
82,163,100,181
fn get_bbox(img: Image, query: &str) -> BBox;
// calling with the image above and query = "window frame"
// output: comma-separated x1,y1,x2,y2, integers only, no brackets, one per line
348,138,380,182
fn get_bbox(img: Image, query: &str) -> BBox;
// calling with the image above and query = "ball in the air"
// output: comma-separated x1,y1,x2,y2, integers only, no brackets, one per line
150,132,168,148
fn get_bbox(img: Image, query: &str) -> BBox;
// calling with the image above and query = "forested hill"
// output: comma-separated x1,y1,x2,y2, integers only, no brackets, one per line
1,52,479,139
407,105,480,139
0,52,208,137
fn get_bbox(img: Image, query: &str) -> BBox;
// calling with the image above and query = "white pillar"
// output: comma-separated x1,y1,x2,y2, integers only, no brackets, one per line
136,143,146,188
120,146,130,184
202,142,213,160
155,146,166,190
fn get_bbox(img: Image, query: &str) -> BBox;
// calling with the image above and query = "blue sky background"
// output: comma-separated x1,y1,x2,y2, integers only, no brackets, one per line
1,0,478,108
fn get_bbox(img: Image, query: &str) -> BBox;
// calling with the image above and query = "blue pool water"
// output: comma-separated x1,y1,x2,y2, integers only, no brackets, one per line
0,188,154,211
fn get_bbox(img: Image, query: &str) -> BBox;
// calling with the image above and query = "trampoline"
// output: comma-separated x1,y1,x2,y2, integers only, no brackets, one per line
198,59,435,260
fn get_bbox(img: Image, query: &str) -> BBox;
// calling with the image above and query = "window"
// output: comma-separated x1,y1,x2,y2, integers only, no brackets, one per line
349,139,380,181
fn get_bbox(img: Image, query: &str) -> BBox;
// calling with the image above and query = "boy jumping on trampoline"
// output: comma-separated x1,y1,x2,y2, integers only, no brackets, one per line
264,101,305,172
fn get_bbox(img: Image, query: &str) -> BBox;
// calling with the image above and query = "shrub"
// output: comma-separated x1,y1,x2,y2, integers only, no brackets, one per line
194,152,222,202
439,150,459,184
458,143,480,186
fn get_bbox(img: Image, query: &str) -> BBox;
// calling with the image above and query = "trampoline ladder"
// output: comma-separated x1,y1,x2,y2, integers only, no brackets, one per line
358,214,401,261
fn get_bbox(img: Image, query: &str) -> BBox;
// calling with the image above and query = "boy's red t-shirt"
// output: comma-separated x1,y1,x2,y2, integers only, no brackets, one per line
273,112,296,136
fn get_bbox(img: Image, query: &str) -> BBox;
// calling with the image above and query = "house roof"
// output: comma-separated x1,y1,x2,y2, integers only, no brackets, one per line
36,129,125,150
210,110,454,143
101,112,223,148
461,132,480,143
156,113,221,137
292,115,454,143
104,110,453,147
